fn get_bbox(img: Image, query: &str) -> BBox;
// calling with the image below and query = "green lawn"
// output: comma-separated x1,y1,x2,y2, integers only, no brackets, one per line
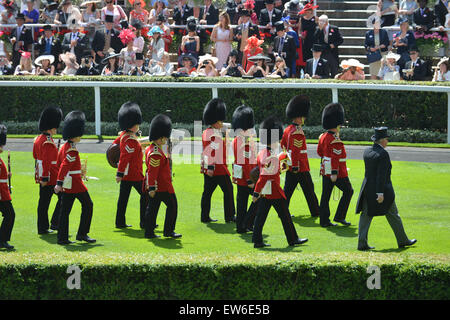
2,151,450,257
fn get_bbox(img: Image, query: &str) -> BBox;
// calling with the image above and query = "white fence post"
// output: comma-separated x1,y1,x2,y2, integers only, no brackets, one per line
212,87,218,99
94,86,102,141
332,88,339,103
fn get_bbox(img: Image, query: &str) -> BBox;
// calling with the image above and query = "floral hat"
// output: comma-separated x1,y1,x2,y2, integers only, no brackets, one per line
244,36,264,51
119,28,136,45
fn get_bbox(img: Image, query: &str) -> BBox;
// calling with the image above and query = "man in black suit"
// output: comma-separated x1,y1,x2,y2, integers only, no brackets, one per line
314,15,343,78
305,44,330,79
226,0,245,24
259,0,282,37
413,0,435,32
36,25,62,65
234,9,260,63
91,15,124,65
9,13,33,68
61,18,90,64
198,0,219,55
434,0,449,28
173,0,193,26
404,47,428,81
356,127,417,251
273,21,297,77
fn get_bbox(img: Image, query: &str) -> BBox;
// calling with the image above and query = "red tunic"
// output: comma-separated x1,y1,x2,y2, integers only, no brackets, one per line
33,134,59,185
254,148,286,200
232,135,257,186
317,131,348,178
201,128,230,176
281,124,310,173
56,142,88,194
116,131,144,182
144,143,174,194
0,158,11,201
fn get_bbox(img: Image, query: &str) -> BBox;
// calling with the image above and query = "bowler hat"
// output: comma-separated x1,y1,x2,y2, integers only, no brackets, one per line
371,127,389,141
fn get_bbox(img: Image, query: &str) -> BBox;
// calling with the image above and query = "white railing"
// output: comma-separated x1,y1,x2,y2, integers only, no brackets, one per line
0,80,449,143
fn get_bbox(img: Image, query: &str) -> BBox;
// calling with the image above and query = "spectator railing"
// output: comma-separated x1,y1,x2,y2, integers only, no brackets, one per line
0,80,449,143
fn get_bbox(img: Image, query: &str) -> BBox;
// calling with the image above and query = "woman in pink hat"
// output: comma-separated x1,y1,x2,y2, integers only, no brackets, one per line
13,50,35,75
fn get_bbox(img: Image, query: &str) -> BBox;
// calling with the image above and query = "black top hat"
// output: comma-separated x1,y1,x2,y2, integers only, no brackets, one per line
47,0,58,7
16,13,25,20
322,103,345,130
149,114,172,141
105,14,114,23
274,20,285,32
371,127,389,141
265,0,274,4
232,105,255,131
156,13,166,22
120,20,128,29
0,124,7,146
203,98,227,126
259,116,283,146
409,46,419,53
39,106,63,132
118,101,142,131
43,24,52,31
286,95,310,119
62,111,85,141
239,8,251,16
312,44,323,52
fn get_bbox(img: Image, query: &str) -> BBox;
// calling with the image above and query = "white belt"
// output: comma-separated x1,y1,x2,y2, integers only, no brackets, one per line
300,150,307,154
0,179,8,183
339,158,347,162
37,160,57,165
68,170,81,174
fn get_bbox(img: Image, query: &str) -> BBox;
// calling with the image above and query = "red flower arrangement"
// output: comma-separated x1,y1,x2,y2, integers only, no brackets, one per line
119,28,136,45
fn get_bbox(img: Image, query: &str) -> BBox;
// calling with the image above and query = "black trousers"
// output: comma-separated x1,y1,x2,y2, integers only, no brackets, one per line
322,51,339,78
144,192,178,237
201,174,235,222
58,191,93,242
0,201,15,242
252,197,299,245
319,176,354,226
115,180,147,228
236,185,257,231
284,171,320,217
37,184,62,232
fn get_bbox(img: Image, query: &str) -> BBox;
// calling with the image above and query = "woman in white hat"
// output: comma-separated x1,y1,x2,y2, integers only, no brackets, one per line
335,58,365,80
35,54,55,76
433,57,450,82
243,54,271,78
59,52,79,75
378,51,401,81
197,54,219,77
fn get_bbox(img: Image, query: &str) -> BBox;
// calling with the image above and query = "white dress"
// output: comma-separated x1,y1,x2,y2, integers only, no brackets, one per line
120,47,137,75
215,27,231,70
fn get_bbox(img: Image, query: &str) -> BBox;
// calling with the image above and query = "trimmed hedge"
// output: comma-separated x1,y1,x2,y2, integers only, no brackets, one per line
0,253,449,299
0,76,448,132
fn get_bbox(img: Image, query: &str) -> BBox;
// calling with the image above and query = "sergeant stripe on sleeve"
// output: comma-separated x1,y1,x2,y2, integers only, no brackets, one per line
125,145,135,153
150,158,160,167
66,154,76,162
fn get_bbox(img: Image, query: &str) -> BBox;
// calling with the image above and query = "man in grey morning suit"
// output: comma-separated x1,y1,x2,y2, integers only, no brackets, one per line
355,127,417,251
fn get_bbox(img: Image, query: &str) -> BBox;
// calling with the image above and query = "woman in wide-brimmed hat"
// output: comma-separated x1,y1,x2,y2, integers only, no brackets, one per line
335,58,365,80
197,54,219,77
378,51,401,80
148,25,165,63
101,48,121,75
243,36,264,72
176,52,197,75
433,57,450,82
243,53,270,78
59,52,79,75
35,54,55,76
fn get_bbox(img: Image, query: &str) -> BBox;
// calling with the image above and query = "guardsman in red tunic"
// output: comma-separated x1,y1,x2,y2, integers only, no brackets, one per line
231,105,258,233
115,102,146,229
281,95,320,218
54,111,96,245
0,125,15,250
200,98,236,223
143,114,181,239
317,103,353,227
33,106,63,234
251,117,308,248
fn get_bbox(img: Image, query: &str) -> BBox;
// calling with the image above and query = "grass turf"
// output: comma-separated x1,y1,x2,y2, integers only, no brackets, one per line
1,151,450,259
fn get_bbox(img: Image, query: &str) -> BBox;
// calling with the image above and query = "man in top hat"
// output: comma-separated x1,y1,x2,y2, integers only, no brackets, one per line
231,105,258,233
173,0,193,29
0,124,15,250
259,0,282,36
92,14,124,65
36,24,62,63
198,0,219,55
413,0,435,33
54,111,96,245
304,44,330,79
234,8,260,64
314,15,343,78
201,98,236,223
356,127,417,251
273,20,297,77
61,17,89,64
33,106,63,234
317,103,353,227
281,95,320,218
114,101,147,229
9,12,33,68
144,114,181,239
404,46,428,81
251,116,308,248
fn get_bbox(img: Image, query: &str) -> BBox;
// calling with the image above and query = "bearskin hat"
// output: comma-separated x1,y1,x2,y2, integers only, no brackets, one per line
118,101,142,131
203,98,227,126
259,116,283,146
149,114,172,141
0,124,7,146
232,105,254,131
62,111,85,141
286,95,310,120
321,103,345,130
39,106,63,132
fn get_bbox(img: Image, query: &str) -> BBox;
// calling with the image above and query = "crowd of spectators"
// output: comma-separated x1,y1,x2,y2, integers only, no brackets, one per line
0,0,448,81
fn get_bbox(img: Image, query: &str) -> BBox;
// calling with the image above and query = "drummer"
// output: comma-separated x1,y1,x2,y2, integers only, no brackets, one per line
242,53,271,78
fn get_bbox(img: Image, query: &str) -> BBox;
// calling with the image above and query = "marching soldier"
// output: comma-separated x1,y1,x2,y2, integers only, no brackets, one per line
251,117,308,248
231,105,258,233
356,127,417,250
200,98,236,223
281,95,320,218
317,103,353,227
33,106,63,234
0,125,15,250
144,114,181,239
55,111,95,245
114,102,146,229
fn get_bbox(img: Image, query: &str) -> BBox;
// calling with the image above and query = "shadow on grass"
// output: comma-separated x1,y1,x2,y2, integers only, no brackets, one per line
62,243,104,252
113,227,145,239
253,245,304,253
292,215,321,228
238,232,268,244
373,247,411,253
325,225,358,238
148,237,183,250
205,221,237,235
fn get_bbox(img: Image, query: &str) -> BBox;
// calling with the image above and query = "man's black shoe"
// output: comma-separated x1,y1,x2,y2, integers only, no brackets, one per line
38,229,54,235
0,241,14,250
57,240,75,245
50,225,58,231
358,245,375,251
334,219,351,226
321,222,337,227
201,218,218,223
76,235,96,243
116,224,132,229
289,238,308,246
399,239,417,248
254,242,271,248
145,233,161,239
164,232,182,238
225,216,236,223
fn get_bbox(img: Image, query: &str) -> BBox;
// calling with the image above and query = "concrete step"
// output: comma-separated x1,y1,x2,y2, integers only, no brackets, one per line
339,45,367,55
329,18,368,27
339,27,372,36
317,9,376,19
317,1,379,11
342,36,366,45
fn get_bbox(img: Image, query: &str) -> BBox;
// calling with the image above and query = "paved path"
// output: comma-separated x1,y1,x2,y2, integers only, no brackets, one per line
6,139,450,163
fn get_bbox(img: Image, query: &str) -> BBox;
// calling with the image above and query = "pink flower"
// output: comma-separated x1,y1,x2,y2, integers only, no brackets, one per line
444,37,448,43
424,34,430,39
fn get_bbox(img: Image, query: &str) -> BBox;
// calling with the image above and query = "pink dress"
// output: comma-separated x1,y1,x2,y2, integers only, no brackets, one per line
215,27,231,70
